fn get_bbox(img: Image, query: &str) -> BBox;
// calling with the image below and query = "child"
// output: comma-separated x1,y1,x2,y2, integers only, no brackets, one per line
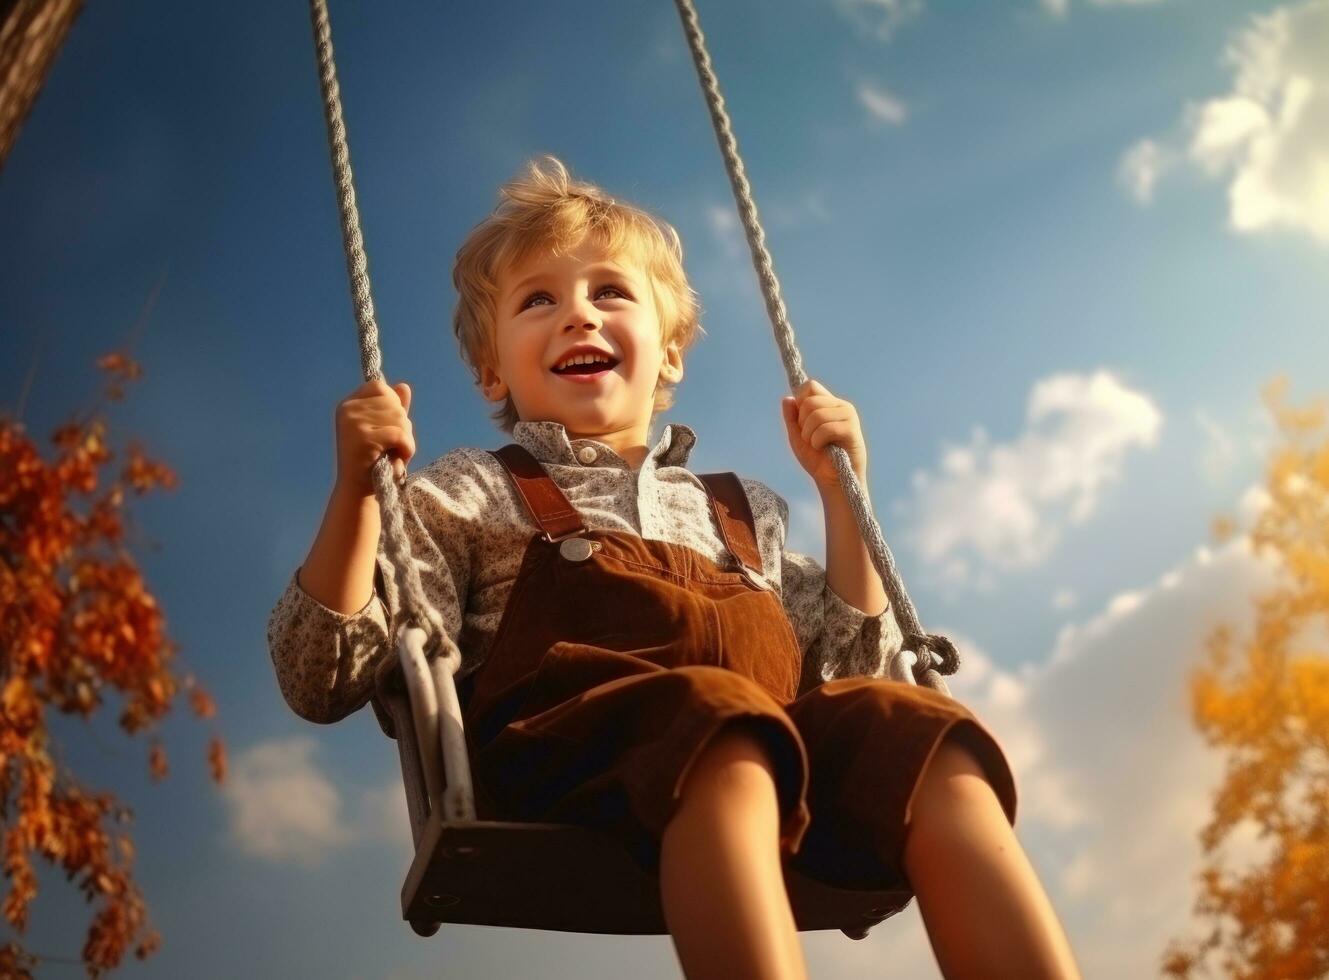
267,156,1080,979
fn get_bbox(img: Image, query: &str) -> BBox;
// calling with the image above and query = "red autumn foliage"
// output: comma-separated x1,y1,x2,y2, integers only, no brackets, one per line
1,351,226,977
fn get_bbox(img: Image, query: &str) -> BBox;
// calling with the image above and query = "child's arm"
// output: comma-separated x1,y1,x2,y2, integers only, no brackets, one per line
266,379,472,725
297,483,383,615
267,464,474,725
300,377,416,613
781,377,886,617
819,486,889,618
772,378,904,687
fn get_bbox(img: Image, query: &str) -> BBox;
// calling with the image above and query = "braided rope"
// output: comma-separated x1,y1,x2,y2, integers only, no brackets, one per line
308,0,452,659
671,0,954,693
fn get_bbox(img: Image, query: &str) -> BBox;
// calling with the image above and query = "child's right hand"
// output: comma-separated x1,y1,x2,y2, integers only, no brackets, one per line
334,379,415,497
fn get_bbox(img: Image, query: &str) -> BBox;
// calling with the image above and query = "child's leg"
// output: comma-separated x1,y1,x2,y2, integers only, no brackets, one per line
902,733,1082,980
660,721,808,980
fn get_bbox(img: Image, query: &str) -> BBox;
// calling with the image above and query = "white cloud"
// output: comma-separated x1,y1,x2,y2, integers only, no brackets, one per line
704,203,744,261
898,369,1162,587
1195,408,1240,485
651,25,680,65
1237,483,1272,526
356,779,413,852
933,527,1287,976
222,735,410,866
807,519,1283,975
704,188,835,259
767,188,834,227
856,80,909,125
770,477,1296,977
1045,0,1167,17
1123,0,1329,244
832,0,924,42
1052,587,1078,610
1117,138,1177,203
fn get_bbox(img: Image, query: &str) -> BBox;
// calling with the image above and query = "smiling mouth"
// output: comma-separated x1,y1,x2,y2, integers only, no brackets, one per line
552,364,615,382
551,359,619,379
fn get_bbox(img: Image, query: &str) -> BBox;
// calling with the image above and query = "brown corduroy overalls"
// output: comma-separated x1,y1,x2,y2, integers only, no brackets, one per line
457,443,1018,890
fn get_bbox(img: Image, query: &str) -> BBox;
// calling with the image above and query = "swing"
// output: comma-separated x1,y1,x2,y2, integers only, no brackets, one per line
306,0,963,942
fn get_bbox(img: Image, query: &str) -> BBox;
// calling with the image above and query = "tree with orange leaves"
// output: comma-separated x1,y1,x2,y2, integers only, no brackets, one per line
1,352,226,978
1163,377,1329,980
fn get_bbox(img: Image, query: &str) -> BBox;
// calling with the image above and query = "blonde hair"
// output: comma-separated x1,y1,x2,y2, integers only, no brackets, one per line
452,155,704,433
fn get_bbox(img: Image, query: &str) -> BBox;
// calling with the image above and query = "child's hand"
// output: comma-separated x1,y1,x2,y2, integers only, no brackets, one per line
334,379,415,498
781,379,868,493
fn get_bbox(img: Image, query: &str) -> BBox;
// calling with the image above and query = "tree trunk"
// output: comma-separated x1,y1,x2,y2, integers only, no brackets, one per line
0,0,85,171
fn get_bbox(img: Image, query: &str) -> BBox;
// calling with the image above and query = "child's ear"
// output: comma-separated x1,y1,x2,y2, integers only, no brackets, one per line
479,363,508,403
660,342,684,384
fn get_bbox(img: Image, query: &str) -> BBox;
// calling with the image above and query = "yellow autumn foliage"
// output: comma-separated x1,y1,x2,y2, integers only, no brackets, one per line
1162,378,1329,980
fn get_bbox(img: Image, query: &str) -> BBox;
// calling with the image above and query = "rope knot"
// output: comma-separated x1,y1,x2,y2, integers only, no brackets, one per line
904,632,960,678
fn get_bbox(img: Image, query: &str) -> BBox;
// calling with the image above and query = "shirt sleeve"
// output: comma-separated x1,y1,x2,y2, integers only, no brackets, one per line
266,451,477,725
740,477,905,691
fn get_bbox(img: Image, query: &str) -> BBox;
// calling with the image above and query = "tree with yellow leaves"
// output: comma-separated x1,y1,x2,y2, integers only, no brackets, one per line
1163,377,1329,979
1,352,226,978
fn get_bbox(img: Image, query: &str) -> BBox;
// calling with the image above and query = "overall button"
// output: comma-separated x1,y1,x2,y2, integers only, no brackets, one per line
559,537,600,562
576,445,598,464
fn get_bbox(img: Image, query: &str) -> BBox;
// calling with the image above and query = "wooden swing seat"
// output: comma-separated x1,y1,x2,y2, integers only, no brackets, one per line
370,651,914,941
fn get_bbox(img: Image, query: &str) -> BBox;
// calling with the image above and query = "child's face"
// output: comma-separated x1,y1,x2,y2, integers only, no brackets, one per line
481,242,684,446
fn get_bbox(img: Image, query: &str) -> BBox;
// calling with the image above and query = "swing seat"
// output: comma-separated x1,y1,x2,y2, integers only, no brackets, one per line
369,649,913,941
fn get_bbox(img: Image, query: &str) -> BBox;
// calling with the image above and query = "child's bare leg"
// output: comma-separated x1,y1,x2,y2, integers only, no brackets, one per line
902,735,1082,980
659,722,807,980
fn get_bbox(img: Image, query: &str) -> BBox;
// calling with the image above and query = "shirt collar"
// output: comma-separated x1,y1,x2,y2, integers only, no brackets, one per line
511,420,698,470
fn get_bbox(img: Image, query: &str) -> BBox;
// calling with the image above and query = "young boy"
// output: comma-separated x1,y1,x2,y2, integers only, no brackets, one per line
267,156,1079,979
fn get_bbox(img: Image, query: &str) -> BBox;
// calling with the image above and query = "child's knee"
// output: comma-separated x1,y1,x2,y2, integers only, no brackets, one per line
914,727,998,815
934,730,990,780
684,718,780,800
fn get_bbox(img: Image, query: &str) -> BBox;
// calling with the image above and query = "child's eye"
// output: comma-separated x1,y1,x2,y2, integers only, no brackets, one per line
520,285,629,310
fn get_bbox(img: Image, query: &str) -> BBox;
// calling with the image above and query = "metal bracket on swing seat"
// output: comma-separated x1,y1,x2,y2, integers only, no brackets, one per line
396,624,475,825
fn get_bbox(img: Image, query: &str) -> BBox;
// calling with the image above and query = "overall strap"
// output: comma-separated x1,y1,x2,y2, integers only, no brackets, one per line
489,445,586,541
487,444,764,576
695,472,764,577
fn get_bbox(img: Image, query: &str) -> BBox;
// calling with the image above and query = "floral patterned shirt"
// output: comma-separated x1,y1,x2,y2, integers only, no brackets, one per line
266,420,904,724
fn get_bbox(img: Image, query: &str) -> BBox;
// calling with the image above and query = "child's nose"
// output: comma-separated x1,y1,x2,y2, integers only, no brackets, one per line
565,294,604,330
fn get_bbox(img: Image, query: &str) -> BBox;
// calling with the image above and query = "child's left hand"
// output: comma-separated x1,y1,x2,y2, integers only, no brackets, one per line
781,379,869,494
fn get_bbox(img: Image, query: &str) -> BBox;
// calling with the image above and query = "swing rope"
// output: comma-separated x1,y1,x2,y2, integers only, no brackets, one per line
308,0,453,668
306,0,957,694
670,0,956,692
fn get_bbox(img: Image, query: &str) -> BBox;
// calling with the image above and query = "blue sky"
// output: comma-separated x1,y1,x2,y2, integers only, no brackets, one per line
2,0,1326,976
